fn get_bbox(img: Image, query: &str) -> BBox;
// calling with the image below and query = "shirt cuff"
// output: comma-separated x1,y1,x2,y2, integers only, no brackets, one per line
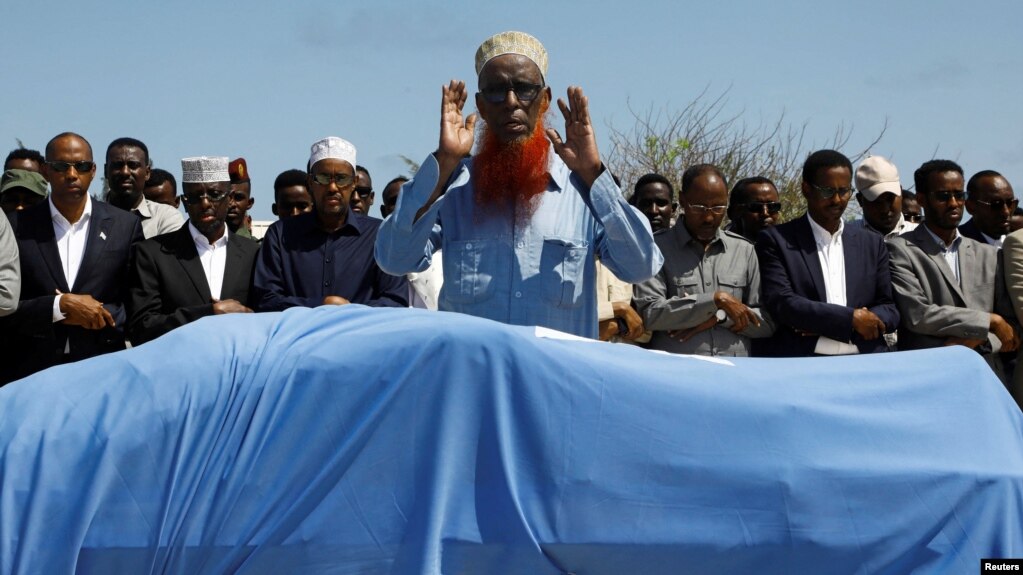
52,294,65,322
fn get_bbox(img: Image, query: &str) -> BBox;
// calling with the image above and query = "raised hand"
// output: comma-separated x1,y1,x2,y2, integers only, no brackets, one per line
437,80,477,164
545,86,603,187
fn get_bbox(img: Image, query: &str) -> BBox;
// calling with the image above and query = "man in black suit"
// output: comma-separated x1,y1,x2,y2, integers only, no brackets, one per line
128,157,258,345
959,170,1017,247
2,132,144,383
754,149,900,357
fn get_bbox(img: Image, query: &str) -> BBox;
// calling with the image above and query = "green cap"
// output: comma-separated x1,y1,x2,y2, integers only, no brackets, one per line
0,169,48,198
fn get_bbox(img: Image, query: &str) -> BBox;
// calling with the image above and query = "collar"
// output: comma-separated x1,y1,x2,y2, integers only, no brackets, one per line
134,196,153,219
188,221,229,248
673,221,724,251
49,194,92,226
981,231,1005,246
304,208,369,236
923,224,961,250
807,213,844,246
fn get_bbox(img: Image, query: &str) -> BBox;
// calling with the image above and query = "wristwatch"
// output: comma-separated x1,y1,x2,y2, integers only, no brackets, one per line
614,317,629,335
715,309,727,324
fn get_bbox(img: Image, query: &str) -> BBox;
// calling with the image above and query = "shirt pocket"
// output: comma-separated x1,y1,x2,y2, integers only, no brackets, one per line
717,274,748,299
540,237,588,309
672,271,700,298
444,239,498,304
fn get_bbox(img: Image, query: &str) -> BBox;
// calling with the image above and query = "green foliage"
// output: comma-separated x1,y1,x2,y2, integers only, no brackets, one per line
607,88,885,224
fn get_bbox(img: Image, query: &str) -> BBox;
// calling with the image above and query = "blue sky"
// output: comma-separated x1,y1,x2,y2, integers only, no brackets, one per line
2,0,1020,220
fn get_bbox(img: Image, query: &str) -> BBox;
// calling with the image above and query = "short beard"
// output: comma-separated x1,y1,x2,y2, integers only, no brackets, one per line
471,117,550,224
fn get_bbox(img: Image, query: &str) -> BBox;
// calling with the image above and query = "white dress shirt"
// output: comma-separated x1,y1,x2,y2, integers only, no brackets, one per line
188,223,229,300
807,216,859,355
50,196,93,322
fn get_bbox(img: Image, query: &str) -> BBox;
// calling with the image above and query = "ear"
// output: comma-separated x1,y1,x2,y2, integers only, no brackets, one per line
800,180,812,201
272,203,278,216
964,197,976,215
540,86,552,113
246,197,254,209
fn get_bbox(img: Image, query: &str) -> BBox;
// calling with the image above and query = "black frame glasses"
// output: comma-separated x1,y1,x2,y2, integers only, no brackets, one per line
903,213,924,223
46,161,95,173
478,82,544,104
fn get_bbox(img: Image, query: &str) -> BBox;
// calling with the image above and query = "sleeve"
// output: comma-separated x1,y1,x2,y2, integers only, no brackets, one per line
127,243,215,345
755,227,855,342
374,154,447,277
252,223,323,311
633,267,717,332
103,217,145,330
865,235,900,334
733,245,775,338
886,238,989,339
1002,235,1023,328
366,265,409,308
0,212,19,317
587,170,664,283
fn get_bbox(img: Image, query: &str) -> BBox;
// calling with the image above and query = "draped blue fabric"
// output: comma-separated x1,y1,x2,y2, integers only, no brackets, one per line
1,306,1021,574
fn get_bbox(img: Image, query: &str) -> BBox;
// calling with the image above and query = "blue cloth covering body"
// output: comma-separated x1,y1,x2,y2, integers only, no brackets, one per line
0,306,1021,574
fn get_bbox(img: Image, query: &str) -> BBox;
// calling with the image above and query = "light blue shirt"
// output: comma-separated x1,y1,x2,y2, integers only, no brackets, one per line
923,225,962,285
375,152,662,338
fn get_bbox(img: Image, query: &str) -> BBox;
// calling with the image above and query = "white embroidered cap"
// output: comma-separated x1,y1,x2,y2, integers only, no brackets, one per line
181,156,230,183
475,31,548,80
309,137,356,170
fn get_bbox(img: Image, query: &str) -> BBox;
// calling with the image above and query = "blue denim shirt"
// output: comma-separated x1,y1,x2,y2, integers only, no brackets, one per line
375,152,662,338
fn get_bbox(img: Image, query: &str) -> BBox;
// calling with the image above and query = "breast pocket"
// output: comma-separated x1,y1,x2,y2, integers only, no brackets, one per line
672,271,700,298
540,237,589,308
444,239,498,304
717,274,749,299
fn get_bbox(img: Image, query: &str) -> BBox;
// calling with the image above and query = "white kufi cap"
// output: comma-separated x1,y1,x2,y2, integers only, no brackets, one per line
181,156,230,183
475,31,548,80
309,137,356,170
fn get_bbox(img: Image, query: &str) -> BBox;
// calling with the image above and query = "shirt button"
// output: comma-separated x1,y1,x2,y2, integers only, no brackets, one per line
465,243,473,249
325,258,331,263
515,291,522,298
516,242,524,248
705,281,711,286
324,281,330,286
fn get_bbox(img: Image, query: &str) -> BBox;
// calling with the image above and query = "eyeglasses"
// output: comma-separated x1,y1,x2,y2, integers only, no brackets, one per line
311,172,355,186
741,201,782,214
685,203,728,215
904,213,924,223
975,198,1019,211
108,161,144,171
931,190,966,203
46,160,95,173
478,82,544,104
809,183,854,199
181,189,230,205
354,186,373,197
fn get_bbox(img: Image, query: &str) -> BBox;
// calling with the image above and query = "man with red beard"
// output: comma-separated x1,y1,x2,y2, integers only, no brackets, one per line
375,31,661,338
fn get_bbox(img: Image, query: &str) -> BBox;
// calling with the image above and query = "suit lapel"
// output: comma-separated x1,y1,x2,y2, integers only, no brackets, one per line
70,203,110,293
795,216,828,301
171,227,213,302
913,227,968,304
221,232,247,300
841,226,861,301
28,205,71,293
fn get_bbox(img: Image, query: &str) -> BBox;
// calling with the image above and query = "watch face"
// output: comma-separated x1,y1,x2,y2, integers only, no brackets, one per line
715,309,727,323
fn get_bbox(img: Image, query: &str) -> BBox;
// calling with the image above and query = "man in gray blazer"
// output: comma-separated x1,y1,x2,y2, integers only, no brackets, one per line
887,160,1019,384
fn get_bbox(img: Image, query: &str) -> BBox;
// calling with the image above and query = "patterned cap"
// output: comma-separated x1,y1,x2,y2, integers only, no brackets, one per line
181,157,231,183
475,31,548,80
309,137,356,170
229,158,250,183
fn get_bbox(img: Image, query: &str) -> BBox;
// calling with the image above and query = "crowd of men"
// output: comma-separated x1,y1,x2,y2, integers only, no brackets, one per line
0,31,1021,409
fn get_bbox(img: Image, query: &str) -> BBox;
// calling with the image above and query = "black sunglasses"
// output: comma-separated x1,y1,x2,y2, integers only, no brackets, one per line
809,183,853,199
46,160,95,173
742,201,782,214
478,82,543,104
931,190,966,203
181,189,230,205
354,186,373,197
975,198,1019,211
